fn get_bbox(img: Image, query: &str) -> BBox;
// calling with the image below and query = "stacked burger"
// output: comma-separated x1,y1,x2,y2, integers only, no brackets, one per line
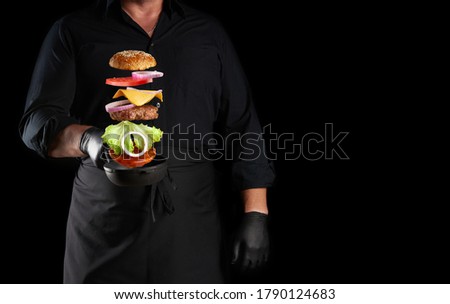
101,50,164,168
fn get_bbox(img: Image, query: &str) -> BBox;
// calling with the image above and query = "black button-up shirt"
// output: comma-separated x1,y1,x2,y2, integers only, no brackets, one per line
19,0,274,190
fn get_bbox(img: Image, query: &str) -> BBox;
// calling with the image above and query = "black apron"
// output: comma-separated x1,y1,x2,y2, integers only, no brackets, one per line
64,157,224,283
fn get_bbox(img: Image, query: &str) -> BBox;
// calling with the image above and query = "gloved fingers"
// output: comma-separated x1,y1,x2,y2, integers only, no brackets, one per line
241,249,262,272
241,257,252,272
231,211,270,273
248,260,260,272
242,259,266,273
232,245,254,271
234,247,271,273
231,240,241,265
100,146,112,163
260,246,269,264
92,147,108,168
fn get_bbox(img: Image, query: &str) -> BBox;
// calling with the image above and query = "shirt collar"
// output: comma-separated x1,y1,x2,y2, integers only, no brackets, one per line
104,0,185,18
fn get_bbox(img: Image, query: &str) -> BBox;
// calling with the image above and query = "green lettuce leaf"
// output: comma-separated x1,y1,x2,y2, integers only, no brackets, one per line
101,121,163,155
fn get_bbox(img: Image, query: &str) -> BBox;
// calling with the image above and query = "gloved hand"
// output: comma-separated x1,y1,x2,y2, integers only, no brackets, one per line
79,127,107,169
231,211,270,272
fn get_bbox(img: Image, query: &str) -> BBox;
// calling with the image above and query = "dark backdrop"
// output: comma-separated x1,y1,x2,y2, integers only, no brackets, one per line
4,0,447,284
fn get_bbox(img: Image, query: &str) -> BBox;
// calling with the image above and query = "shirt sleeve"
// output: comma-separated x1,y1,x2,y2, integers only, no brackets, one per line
217,26,276,191
19,19,79,158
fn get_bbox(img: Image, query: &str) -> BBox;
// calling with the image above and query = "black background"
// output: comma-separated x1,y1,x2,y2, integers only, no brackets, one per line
3,0,447,284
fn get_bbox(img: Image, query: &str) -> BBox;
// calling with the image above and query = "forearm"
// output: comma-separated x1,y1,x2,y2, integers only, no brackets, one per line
241,188,268,214
48,124,92,158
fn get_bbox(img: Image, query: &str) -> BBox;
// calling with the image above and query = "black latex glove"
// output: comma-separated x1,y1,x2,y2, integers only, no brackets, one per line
232,212,269,272
79,127,107,169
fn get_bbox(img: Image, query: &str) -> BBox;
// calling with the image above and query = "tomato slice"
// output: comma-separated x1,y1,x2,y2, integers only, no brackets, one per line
109,148,156,168
105,76,152,87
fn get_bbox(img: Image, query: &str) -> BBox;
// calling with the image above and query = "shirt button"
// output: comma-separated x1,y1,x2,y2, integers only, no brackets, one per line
150,43,155,47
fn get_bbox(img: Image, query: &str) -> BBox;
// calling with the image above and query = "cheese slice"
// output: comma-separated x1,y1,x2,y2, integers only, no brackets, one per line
113,89,163,106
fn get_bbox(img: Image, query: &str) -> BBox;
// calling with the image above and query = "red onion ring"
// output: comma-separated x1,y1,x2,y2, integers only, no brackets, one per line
105,99,136,113
131,71,164,81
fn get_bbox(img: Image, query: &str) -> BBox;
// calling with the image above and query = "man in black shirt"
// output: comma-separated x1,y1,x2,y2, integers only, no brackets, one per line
19,0,275,283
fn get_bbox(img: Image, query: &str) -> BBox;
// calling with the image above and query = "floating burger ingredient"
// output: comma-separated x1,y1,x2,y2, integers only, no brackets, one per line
109,50,156,71
102,50,164,168
102,121,162,168
105,88,163,121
